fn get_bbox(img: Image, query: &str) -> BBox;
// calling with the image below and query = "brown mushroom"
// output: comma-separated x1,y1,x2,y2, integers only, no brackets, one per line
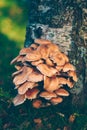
51,97,63,104
27,71,44,82
13,66,33,85
66,79,74,88
13,94,26,106
18,82,38,95
13,72,28,85
68,71,78,82
31,59,43,66
50,52,67,66
25,88,39,100
30,43,38,50
44,76,60,92
57,77,67,85
63,63,75,72
46,58,54,66
37,64,57,77
32,99,42,108
15,65,22,70
40,91,57,100
56,65,63,71
10,55,21,64
19,47,32,55
12,67,24,77
37,44,51,59
35,38,52,45
55,88,69,96
24,51,41,62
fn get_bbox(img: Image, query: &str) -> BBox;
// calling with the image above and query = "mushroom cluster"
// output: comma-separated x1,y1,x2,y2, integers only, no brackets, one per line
11,39,78,108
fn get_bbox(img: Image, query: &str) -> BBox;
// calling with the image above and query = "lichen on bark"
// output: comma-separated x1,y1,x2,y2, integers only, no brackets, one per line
24,0,87,106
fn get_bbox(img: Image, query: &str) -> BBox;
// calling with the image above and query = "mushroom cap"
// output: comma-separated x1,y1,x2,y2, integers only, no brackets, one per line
51,97,63,104
13,94,26,106
55,88,69,96
37,64,57,77
46,58,54,66
13,72,28,85
13,66,33,85
56,65,63,71
63,63,75,72
25,88,39,100
18,82,38,95
50,52,67,66
30,43,38,50
37,44,51,59
20,47,32,55
35,38,52,45
32,99,42,108
10,55,21,64
40,91,57,100
44,76,60,92
25,51,41,62
27,71,44,82
12,67,23,77
66,79,74,88
57,77,67,85
68,71,78,82
15,65,22,70
31,59,43,66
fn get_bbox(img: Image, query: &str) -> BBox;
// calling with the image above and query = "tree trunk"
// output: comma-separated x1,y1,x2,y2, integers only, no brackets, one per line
24,0,87,107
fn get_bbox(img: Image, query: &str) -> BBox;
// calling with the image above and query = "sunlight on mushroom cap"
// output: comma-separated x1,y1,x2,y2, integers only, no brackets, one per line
55,88,69,96
25,88,40,100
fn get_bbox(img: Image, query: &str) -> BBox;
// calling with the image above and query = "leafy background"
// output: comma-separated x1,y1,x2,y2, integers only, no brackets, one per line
0,0,87,130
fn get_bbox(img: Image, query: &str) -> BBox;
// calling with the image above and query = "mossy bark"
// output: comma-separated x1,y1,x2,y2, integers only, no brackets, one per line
24,0,87,107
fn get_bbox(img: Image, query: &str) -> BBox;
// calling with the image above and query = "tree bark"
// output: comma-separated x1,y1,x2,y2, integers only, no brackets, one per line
24,0,87,106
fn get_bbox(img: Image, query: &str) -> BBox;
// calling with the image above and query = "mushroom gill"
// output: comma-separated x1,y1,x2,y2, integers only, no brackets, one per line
11,38,78,108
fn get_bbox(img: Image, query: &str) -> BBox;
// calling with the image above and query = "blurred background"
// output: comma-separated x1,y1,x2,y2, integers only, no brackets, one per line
0,0,87,130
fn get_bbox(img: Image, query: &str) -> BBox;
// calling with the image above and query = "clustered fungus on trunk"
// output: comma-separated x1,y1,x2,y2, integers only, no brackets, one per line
11,39,78,108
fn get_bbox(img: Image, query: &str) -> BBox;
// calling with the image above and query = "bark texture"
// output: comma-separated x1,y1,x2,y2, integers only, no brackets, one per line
24,0,87,106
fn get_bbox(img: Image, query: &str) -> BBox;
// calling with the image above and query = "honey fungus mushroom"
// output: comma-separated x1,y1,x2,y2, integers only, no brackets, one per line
11,38,78,108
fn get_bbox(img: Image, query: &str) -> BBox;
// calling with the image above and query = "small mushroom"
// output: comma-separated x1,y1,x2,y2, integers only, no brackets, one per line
55,88,69,96
27,71,44,82
40,91,57,100
35,38,52,45
37,64,57,77
18,82,38,94
13,94,26,106
44,76,60,92
68,71,78,82
25,88,39,100
24,51,41,62
63,63,75,72
32,99,42,108
51,97,63,104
